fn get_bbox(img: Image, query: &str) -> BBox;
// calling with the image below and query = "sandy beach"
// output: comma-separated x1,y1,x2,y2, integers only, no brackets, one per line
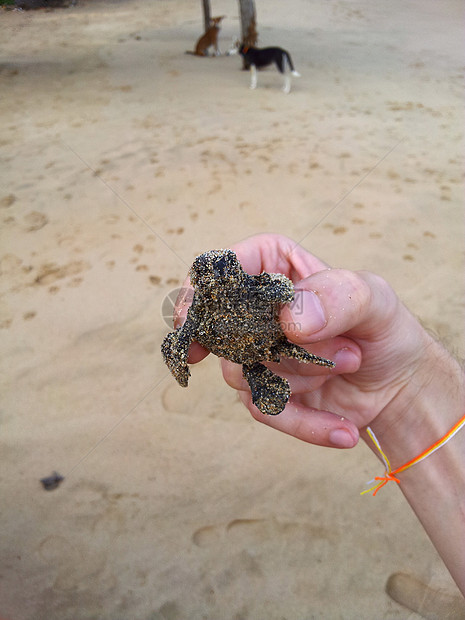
1,0,464,618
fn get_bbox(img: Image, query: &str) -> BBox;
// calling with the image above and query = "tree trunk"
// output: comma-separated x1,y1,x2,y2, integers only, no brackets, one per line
202,0,211,32
238,0,257,46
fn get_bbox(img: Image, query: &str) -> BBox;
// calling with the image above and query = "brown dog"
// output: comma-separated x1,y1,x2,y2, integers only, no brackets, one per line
186,16,225,57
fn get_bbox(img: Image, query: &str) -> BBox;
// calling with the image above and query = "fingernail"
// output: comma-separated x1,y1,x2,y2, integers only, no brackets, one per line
329,429,356,448
290,290,326,334
333,347,357,367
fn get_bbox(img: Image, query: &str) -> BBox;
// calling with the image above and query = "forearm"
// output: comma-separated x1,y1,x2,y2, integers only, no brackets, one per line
364,337,465,595
400,429,465,596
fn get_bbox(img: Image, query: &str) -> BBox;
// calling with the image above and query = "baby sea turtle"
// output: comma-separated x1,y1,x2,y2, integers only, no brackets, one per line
161,249,335,415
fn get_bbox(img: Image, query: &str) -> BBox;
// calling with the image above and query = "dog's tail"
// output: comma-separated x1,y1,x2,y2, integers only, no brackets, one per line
284,52,301,77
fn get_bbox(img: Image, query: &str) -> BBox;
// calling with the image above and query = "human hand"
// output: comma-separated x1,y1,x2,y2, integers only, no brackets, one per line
174,233,434,451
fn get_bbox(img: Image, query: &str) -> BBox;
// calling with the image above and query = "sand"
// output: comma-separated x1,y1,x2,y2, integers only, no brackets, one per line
0,0,464,618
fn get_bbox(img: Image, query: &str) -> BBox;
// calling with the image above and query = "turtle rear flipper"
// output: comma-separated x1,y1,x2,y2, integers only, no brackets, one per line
161,327,192,387
279,341,335,368
242,362,290,415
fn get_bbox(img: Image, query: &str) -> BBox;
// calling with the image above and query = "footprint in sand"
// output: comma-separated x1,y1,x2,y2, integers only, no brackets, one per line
23,211,48,232
192,517,336,549
0,253,23,276
0,194,16,208
192,524,224,548
37,533,107,591
162,381,199,414
34,260,90,286
35,479,127,591
386,572,465,619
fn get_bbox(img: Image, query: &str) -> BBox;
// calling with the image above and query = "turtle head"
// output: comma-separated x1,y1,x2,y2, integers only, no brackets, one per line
190,249,243,291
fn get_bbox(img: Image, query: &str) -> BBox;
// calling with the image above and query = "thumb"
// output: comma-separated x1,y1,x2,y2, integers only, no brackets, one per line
281,268,396,345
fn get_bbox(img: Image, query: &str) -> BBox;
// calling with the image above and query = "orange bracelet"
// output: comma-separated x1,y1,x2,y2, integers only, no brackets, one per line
362,413,465,497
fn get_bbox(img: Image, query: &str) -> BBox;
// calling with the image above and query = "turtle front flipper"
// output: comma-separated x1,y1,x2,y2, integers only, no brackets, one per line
242,362,290,415
253,272,295,304
161,324,193,387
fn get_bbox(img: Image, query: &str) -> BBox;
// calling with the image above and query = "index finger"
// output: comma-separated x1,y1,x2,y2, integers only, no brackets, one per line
230,233,328,280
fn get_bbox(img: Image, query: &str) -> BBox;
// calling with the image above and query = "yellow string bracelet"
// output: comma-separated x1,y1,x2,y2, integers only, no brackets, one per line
362,413,465,497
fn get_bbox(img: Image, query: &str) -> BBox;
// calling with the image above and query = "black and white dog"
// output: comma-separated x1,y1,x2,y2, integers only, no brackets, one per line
231,43,301,94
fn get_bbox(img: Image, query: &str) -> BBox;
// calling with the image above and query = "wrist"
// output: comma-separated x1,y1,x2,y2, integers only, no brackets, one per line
363,333,465,471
